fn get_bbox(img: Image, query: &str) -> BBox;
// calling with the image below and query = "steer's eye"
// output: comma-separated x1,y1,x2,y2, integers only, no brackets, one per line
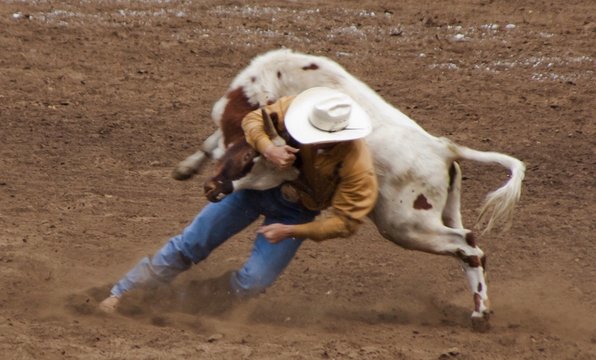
243,152,254,163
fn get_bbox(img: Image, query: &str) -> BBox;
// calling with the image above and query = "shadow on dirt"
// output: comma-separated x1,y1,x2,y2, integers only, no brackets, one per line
64,272,473,332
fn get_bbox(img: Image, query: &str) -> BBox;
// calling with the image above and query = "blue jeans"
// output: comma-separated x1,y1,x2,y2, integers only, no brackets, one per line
110,187,318,297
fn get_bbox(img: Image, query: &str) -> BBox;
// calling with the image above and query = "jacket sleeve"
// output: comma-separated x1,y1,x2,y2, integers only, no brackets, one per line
291,143,378,241
241,96,293,154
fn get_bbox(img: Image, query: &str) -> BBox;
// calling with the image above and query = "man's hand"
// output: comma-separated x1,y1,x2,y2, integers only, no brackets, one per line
263,145,299,169
259,223,296,243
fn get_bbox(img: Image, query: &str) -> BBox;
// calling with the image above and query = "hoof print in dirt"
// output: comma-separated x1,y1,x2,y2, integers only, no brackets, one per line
471,314,491,333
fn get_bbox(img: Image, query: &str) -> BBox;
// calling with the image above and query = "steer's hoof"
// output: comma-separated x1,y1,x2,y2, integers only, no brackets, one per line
471,311,491,333
172,167,195,181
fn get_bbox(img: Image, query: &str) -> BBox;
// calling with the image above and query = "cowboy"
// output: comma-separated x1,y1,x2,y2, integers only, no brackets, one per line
99,87,378,313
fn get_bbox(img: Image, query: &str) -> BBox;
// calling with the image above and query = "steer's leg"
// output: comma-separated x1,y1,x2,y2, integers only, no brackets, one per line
403,222,490,331
442,163,464,229
173,129,222,180
456,234,490,332
440,163,490,331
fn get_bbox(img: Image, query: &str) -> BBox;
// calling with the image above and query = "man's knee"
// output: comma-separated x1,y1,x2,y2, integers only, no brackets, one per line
228,270,275,297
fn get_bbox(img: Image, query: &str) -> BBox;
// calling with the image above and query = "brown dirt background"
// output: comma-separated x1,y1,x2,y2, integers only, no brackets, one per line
1,1,594,359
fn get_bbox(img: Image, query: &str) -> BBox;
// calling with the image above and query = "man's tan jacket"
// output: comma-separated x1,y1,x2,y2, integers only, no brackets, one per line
242,96,378,241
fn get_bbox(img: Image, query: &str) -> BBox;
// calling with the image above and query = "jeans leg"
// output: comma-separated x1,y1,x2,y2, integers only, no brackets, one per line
110,190,261,297
230,232,303,296
231,189,318,296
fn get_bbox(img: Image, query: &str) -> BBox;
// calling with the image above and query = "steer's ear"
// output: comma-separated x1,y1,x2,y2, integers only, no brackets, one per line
261,108,280,140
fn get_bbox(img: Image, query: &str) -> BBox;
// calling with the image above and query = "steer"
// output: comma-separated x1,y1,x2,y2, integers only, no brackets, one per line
173,49,525,331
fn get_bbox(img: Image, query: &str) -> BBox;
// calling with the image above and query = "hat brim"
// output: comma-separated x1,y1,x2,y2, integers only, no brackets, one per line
285,87,372,144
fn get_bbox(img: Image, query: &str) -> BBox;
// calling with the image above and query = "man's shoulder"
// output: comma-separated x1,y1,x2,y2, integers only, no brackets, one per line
346,139,372,156
340,139,374,173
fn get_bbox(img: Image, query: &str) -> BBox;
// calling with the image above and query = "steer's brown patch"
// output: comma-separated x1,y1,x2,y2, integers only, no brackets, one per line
221,87,259,146
302,63,319,70
413,194,432,210
474,293,482,312
467,255,481,267
456,250,481,268
465,232,477,247
277,70,282,79
448,163,457,192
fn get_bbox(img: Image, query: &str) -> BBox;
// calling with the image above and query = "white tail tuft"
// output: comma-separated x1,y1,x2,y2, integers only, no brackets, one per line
455,146,526,234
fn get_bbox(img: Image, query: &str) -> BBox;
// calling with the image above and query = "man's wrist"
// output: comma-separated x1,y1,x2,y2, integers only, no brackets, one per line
257,139,275,157
286,224,296,237
263,144,275,159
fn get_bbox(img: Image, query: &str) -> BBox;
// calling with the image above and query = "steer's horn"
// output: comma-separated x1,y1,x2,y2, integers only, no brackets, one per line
261,108,281,141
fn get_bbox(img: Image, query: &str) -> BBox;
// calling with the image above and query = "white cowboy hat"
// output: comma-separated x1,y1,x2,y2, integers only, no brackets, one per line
285,87,372,144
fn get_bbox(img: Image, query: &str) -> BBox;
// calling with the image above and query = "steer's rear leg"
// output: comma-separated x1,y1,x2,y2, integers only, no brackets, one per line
406,223,490,331
173,129,222,180
442,162,490,331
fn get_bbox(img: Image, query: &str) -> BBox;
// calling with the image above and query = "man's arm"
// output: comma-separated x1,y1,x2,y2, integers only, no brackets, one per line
288,167,378,241
242,97,298,168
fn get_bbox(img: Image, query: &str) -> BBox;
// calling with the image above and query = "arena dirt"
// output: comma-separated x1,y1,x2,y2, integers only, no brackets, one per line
1,1,594,359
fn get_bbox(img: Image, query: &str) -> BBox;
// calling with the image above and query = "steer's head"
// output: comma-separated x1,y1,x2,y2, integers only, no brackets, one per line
203,105,290,202
203,139,258,202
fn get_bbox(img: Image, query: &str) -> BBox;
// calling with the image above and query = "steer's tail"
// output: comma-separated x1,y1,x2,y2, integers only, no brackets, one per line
454,145,526,234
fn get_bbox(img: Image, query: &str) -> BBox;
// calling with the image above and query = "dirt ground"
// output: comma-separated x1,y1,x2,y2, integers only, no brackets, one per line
1,0,594,359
